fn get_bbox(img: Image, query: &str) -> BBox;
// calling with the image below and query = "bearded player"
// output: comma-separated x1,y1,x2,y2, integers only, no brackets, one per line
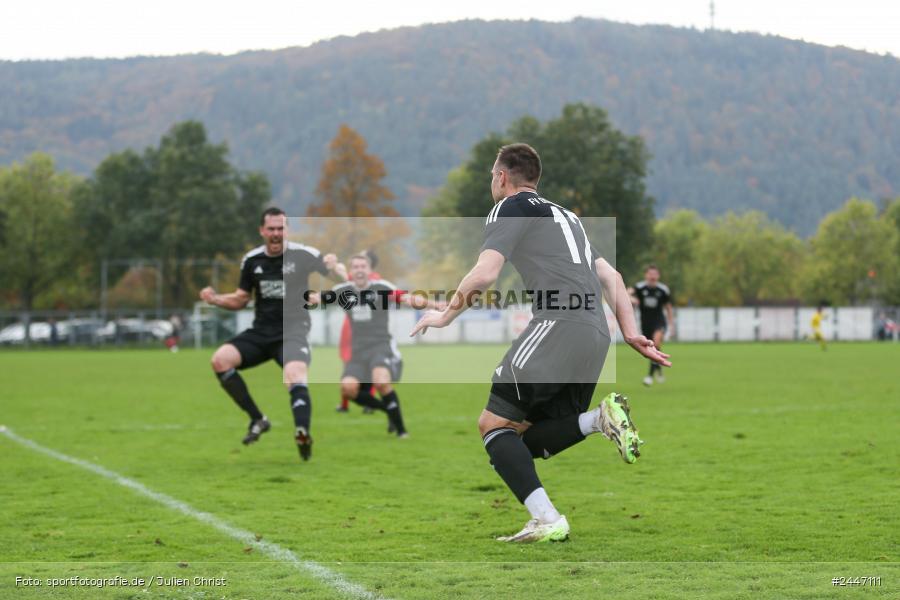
200,207,346,461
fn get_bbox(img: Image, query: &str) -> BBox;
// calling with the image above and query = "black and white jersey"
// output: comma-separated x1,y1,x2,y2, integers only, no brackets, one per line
239,241,328,334
331,280,400,354
481,190,608,335
634,281,672,327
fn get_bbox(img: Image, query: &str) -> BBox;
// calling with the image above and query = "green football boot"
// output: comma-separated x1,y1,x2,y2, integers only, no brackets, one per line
600,393,644,464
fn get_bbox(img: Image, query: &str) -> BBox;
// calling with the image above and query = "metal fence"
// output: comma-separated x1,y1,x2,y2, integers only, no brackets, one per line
671,306,899,342
381,305,900,345
3,305,896,349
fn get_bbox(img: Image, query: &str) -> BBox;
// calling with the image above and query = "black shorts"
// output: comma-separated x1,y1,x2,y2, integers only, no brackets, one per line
228,327,312,370
487,319,610,423
641,319,666,339
342,341,402,383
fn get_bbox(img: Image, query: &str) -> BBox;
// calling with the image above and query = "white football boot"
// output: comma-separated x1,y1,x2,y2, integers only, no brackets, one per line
496,515,570,543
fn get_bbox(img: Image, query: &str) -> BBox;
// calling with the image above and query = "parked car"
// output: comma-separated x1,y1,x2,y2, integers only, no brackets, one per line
0,319,106,345
60,318,106,343
0,322,51,345
95,319,174,343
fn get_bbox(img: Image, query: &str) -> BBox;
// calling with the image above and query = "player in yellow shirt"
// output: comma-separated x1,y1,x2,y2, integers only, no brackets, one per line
811,305,827,351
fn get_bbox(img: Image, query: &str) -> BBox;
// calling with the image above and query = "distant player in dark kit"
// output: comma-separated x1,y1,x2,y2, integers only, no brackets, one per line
332,253,444,437
200,207,346,461
336,249,382,414
412,143,671,542
629,265,674,386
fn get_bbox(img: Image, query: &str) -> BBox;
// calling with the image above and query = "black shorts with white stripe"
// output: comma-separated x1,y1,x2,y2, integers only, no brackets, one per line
486,319,610,423
228,327,312,370
342,341,403,383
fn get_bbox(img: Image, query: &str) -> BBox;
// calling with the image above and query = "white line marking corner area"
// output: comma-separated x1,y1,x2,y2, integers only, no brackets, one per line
0,425,386,600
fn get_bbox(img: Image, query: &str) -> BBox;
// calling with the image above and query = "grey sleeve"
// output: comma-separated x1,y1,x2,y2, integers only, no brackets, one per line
481,215,530,259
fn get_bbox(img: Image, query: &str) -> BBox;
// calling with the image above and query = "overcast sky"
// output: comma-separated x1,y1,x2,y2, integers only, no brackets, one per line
2,0,898,61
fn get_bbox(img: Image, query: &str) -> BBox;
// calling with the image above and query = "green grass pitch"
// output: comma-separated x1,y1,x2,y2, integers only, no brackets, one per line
1,342,898,599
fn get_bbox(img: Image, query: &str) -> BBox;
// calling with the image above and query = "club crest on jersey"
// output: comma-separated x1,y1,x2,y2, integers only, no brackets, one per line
254,265,264,274
282,261,295,274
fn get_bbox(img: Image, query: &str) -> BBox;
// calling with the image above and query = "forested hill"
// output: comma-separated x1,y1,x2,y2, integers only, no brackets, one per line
2,18,898,233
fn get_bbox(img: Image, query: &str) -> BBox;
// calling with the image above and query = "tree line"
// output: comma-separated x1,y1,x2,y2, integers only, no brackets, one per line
2,107,898,312
652,202,900,306
1,18,898,230
422,103,900,306
0,122,269,311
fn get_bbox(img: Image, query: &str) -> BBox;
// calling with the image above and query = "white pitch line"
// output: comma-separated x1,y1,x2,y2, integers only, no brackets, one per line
0,425,386,600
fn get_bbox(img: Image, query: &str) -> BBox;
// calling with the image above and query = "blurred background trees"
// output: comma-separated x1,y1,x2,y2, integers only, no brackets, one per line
307,125,398,219
0,154,81,310
801,199,900,305
2,19,898,230
300,124,410,282
0,122,268,310
650,199,900,306
1,113,899,311
73,121,269,308
424,104,655,282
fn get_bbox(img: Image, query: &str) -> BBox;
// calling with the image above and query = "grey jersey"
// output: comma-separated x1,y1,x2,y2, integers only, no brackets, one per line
481,191,608,336
332,280,399,354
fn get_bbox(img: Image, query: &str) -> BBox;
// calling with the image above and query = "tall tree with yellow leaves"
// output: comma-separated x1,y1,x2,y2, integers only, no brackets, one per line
303,125,409,281
307,125,398,218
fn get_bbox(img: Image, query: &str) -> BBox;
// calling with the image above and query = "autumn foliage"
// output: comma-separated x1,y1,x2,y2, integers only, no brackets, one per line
307,125,398,218
300,125,410,281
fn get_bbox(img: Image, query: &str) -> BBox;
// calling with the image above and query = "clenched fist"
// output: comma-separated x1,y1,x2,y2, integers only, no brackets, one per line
199,286,217,305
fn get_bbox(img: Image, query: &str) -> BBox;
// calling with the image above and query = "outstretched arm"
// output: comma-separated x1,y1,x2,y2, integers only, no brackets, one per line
199,287,251,311
322,254,347,282
402,292,447,311
595,258,671,367
410,249,505,336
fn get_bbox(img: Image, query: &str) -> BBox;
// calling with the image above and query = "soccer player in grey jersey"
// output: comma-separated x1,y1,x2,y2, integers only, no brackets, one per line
412,143,671,542
333,253,444,436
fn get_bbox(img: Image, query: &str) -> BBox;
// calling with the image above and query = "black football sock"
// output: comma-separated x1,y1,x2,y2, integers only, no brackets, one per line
483,427,542,504
352,387,385,411
216,369,263,421
522,414,585,459
652,362,663,376
381,390,406,434
648,361,656,376
289,384,312,431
